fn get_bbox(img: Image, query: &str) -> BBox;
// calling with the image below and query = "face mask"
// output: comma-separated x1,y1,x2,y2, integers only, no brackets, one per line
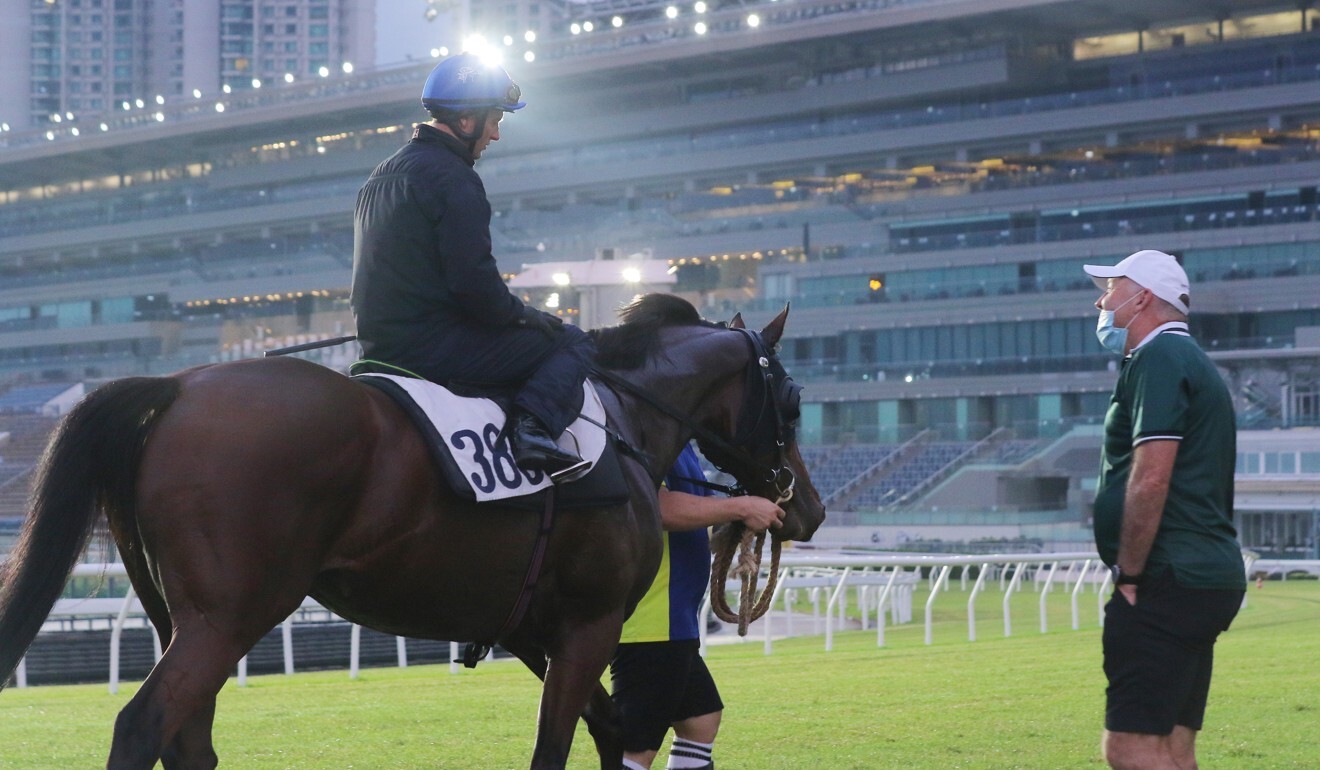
1096,292,1142,355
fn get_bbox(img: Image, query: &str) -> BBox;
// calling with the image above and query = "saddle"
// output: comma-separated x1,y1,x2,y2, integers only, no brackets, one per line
350,363,629,511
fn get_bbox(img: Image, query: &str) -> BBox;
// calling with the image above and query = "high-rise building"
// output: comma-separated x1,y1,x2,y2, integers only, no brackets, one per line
0,0,374,132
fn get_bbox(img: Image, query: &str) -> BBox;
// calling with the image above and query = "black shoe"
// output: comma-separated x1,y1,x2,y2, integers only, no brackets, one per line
510,413,584,475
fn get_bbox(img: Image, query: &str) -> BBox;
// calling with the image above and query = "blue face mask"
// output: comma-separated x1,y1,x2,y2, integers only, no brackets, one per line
1096,292,1142,355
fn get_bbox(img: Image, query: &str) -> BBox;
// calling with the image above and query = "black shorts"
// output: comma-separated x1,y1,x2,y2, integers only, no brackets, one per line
1102,569,1243,735
610,640,724,753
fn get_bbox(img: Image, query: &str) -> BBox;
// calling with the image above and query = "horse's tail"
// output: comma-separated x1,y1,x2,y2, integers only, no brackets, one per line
0,376,181,689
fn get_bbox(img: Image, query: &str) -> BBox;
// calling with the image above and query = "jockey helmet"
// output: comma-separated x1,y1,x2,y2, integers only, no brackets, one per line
421,53,525,114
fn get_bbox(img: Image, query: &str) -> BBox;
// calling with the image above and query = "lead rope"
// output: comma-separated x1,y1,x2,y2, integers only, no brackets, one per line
709,525,782,636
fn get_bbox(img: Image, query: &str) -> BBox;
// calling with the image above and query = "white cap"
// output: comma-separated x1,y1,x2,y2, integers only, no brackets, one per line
1083,250,1190,315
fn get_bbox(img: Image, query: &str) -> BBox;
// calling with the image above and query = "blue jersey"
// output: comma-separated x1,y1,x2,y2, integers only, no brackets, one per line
619,445,713,643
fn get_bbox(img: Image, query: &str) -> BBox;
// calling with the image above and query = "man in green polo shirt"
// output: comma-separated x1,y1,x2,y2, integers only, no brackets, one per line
1083,249,1245,770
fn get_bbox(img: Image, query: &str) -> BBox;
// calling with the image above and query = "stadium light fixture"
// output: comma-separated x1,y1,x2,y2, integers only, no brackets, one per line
694,21,707,34
222,84,232,94
545,292,560,309
342,62,354,73
318,66,330,77
70,127,80,136
570,22,581,34
524,30,536,43
583,20,594,32
503,35,513,46
45,131,55,140
215,103,226,113
0,123,8,132
154,95,164,105
552,272,571,287
154,112,165,122
66,111,74,120
747,13,760,27
252,78,262,89
135,98,145,108
99,122,108,131
695,1,707,13
463,34,502,66
524,50,535,62
621,266,642,284
284,73,295,83
51,114,62,123
612,15,623,28
192,88,202,98
666,6,678,19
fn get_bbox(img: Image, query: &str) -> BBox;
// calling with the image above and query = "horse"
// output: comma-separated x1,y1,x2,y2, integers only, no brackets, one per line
0,293,824,770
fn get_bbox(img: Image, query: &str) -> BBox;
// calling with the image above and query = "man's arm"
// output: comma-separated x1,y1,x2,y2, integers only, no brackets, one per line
1117,438,1178,603
657,488,784,533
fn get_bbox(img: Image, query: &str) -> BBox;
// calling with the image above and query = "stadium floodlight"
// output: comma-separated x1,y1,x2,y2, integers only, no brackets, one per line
155,95,164,105
462,35,502,66
524,30,536,43
99,122,108,131
122,101,131,110
284,73,295,83
342,62,354,73
524,51,535,63
215,102,226,113
70,127,80,136
694,21,707,34
503,35,513,46
612,15,623,28
545,292,560,309
192,88,202,98
154,112,165,122
66,111,74,120
665,5,678,19
570,22,581,35
621,266,642,284
424,7,438,21
222,84,232,93
252,78,262,89
135,98,145,108
552,272,571,287
0,123,8,132
747,13,760,27
51,114,62,123
583,20,594,32
45,131,55,140
318,66,330,77
695,1,707,13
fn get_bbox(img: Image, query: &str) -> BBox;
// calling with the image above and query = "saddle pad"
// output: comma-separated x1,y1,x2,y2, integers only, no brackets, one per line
357,374,608,502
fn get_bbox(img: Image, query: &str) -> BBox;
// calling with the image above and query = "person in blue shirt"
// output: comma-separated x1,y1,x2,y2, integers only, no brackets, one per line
610,444,785,770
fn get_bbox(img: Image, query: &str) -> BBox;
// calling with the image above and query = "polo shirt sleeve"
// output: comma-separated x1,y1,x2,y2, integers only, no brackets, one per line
1126,343,1188,445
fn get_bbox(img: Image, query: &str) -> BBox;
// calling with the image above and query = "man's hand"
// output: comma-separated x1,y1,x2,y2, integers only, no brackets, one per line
728,496,786,533
518,306,563,337
1117,584,1138,606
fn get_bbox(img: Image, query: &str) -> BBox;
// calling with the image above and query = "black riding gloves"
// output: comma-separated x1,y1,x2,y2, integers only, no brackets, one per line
517,305,564,337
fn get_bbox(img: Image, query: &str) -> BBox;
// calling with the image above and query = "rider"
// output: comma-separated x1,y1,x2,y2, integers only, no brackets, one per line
350,53,594,476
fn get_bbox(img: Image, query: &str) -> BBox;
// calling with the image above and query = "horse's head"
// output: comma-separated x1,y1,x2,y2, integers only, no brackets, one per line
592,294,826,542
699,305,825,542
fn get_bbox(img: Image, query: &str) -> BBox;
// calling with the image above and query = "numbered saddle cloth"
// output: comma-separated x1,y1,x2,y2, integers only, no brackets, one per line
355,373,612,504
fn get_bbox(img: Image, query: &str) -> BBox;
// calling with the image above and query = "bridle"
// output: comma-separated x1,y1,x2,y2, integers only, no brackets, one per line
588,326,802,505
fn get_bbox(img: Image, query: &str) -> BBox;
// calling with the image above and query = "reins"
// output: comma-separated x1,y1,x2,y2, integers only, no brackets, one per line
590,327,800,637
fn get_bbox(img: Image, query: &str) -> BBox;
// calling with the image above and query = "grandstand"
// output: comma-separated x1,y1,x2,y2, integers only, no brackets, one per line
2,0,1319,555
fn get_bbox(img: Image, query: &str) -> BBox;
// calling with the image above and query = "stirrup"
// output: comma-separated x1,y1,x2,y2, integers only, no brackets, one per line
549,428,592,484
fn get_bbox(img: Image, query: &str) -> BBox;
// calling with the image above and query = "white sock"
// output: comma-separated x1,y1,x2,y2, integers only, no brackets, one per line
622,759,648,770
666,737,714,769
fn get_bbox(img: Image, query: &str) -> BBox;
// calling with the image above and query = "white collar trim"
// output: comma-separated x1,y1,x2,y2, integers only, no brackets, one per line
1132,321,1190,353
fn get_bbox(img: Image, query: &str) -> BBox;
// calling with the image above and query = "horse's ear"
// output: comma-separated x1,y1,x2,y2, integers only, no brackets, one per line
729,312,745,330
761,303,790,348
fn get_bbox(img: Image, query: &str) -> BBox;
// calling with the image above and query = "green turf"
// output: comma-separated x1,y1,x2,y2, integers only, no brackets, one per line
0,581,1315,769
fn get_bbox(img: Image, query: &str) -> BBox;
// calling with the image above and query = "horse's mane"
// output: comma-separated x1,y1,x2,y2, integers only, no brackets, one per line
589,293,715,370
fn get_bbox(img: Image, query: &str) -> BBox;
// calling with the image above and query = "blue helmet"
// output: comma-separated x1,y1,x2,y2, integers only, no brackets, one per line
421,53,525,113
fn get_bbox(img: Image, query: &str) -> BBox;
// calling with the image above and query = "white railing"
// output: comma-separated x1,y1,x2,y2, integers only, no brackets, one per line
16,550,1269,690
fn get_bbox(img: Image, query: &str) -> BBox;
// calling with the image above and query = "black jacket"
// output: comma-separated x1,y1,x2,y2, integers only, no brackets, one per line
350,123,526,364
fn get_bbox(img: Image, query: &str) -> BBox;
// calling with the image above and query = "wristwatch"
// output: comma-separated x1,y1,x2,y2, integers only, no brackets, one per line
1112,566,1145,586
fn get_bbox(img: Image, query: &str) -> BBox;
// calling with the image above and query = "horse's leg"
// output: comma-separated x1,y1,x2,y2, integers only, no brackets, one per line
503,639,622,770
528,611,624,770
106,624,243,770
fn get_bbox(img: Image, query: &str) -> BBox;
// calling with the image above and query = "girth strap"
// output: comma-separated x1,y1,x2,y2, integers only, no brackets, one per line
462,484,558,668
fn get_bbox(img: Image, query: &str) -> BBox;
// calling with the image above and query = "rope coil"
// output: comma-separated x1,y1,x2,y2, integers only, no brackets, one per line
709,524,782,636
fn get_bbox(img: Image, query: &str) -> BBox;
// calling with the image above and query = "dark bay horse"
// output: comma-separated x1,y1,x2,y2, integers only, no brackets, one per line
0,294,824,769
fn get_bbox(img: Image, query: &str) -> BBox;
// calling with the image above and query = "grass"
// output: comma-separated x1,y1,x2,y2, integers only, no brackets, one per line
0,581,1316,769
